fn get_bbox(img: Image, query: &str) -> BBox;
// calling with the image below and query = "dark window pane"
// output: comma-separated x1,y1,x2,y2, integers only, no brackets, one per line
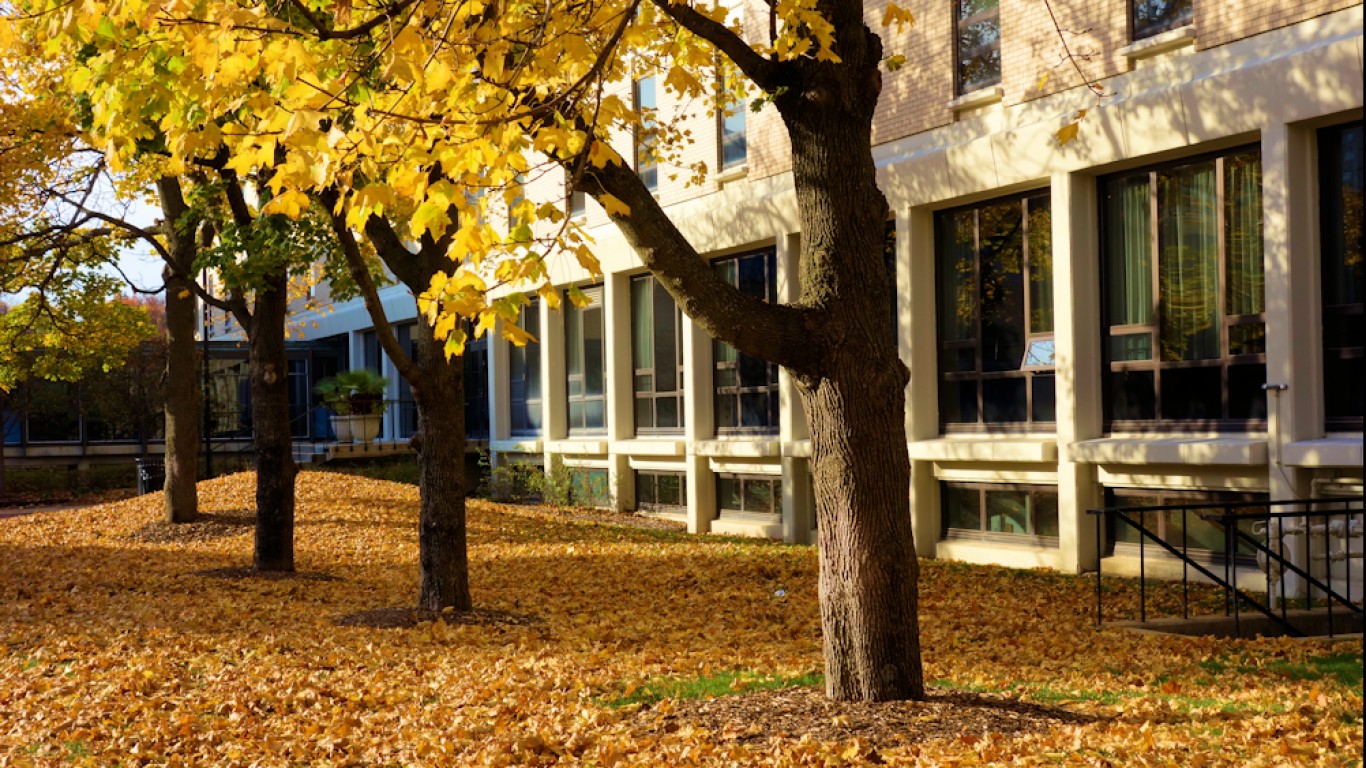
1027,196,1055,333
738,354,769,388
715,367,737,388
584,306,604,396
743,479,776,515
585,399,605,431
658,474,682,506
1160,367,1221,421
1033,493,1059,538
979,200,1026,372
1108,370,1156,421
653,282,679,392
1320,122,1364,429
985,490,1029,534
1104,175,1154,326
635,397,653,430
738,253,768,299
944,486,981,531
656,397,679,429
1032,375,1056,423
1326,356,1363,424
1157,162,1220,362
637,473,656,504
1228,323,1266,356
1228,363,1267,421
1110,332,1153,361
718,476,742,511
982,377,1027,423
938,211,977,342
716,392,737,429
740,392,771,427
569,401,584,429
1134,0,1193,40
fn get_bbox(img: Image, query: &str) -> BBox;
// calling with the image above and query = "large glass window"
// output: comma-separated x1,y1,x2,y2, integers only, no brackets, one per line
465,328,490,440
636,470,687,513
1101,148,1266,429
565,286,606,433
717,473,782,519
1320,122,1364,431
936,192,1055,429
24,381,81,443
634,77,658,191
1106,489,1263,560
942,483,1059,545
955,0,1000,95
713,250,779,434
1132,0,1192,41
509,300,543,436
631,274,684,434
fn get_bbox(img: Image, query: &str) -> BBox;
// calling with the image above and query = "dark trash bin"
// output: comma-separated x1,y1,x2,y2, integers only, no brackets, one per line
136,458,165,495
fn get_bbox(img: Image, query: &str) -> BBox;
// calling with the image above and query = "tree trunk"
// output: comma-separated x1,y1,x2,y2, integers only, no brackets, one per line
249,270,296,571
409,317,471,611
156,177,200,523
162,266,200,523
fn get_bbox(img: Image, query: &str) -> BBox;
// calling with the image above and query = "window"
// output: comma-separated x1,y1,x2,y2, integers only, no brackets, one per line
24,381,81,443
942,483,1059,545
718,75,747,169
1100,148,1266,429
1320,122,1364,431
566,172,586,219
636,470,687,512
395,324,420,439
713,249,779,434
936,192,1055,428
464,329,490,440
509,300,543,436
1132,0,1192,41
634,77,658,191
717,473,782,519
1106,489,1263,560
565,285,606,433
631,274,684,433
568,468,610,507
955,0,1000,95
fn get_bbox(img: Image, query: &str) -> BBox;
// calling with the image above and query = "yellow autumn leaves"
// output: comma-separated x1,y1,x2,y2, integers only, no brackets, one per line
0,472,1360,766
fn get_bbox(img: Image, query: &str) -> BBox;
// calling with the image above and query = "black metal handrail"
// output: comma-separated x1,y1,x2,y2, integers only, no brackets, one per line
1089,497,1364,638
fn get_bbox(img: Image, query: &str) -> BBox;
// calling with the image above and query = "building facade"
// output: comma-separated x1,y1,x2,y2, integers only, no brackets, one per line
269,1,1362,577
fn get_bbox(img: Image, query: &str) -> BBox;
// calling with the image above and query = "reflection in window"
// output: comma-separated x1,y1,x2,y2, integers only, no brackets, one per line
956,0,1001,95
1101,148,1266,428
636,470,687,512
719,72,747,169
936,191,1055,428
717,473,782,518
713,250,779,434
565,286,606,433
25,381,81,443
634,77,658,191
1132,0,1192,41
942,483,1059,544
1107,489,1263,559
1320,122,1364,430
510,301,543,436
207,357,252,439
632,274,684,434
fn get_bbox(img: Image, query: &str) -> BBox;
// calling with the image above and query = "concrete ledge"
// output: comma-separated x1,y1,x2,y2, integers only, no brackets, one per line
935,539,1062,571
1120,25,1196,60
325,440,413,461
611,438,686,457
628,456,688,472
694,439,781,458
708,458,782,476
783,440,812,458
946,85,1004,112
1101,554,1266,590
1071,437,1267,466
547,439,608,456
491,438,542,454
710,517,783,540
1283,437,1364,468
909,437,1058,463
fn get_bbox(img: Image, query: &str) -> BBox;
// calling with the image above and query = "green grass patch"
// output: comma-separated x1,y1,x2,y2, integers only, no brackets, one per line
1198,652,1362,688
602,670,823,708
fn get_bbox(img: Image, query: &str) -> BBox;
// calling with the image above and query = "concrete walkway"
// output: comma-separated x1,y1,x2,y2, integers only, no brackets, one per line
0,502,95,520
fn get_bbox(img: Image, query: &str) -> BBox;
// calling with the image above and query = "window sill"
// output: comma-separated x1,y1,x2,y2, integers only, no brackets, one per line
1070,436,1267,466
548,438,608,455
908,436,1057,463
711,516,783,540
1282,437,1363,468
695,439,781,458
491,438,542,454
935,538,1062,570
716,164,749,184
614,437,686,457
946,85,1003,113
1120,25,1196,60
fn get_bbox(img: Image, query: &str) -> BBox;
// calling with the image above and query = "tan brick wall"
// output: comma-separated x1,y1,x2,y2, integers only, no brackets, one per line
867,0,955,147
999,0,1128,106
1197,0,1359,51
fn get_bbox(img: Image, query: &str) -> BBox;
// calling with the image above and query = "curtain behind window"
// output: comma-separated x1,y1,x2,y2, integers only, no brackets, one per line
1158,163,1219,361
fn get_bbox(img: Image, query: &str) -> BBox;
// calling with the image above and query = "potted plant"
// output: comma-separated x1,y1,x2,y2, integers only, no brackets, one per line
337,368,389,443
314,376,355,443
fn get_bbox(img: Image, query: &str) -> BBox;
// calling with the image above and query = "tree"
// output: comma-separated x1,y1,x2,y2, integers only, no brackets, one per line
6,0,925,700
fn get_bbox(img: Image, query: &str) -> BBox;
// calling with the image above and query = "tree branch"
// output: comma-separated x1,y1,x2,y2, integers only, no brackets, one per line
648,0,787,92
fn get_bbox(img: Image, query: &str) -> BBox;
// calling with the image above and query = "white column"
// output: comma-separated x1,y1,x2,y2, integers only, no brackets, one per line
1052,171,1105,573
682,310,714,533
604,273,634,511
903,207,940,559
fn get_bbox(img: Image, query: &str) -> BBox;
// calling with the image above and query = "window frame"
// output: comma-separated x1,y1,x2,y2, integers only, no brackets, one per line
940,481,1060,547
954,0,1002,96
509,300,543,437
1131,0,1194,42
564,285,607,435
1099,145,1268,432
1318,121,1364,432
716,472,783,520
635,470,688,513
935,190,1056,432
631,273,685,435
712,249,780,436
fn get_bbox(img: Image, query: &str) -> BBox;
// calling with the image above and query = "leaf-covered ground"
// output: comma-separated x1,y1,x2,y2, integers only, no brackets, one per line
1,472,1360,767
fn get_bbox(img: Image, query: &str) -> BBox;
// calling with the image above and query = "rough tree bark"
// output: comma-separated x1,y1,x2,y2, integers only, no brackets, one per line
249,268,296,572
154,177,200,524
324,193,472,610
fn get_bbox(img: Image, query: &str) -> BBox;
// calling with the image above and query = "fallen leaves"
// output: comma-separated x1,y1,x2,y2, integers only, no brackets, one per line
0,471,1360,767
